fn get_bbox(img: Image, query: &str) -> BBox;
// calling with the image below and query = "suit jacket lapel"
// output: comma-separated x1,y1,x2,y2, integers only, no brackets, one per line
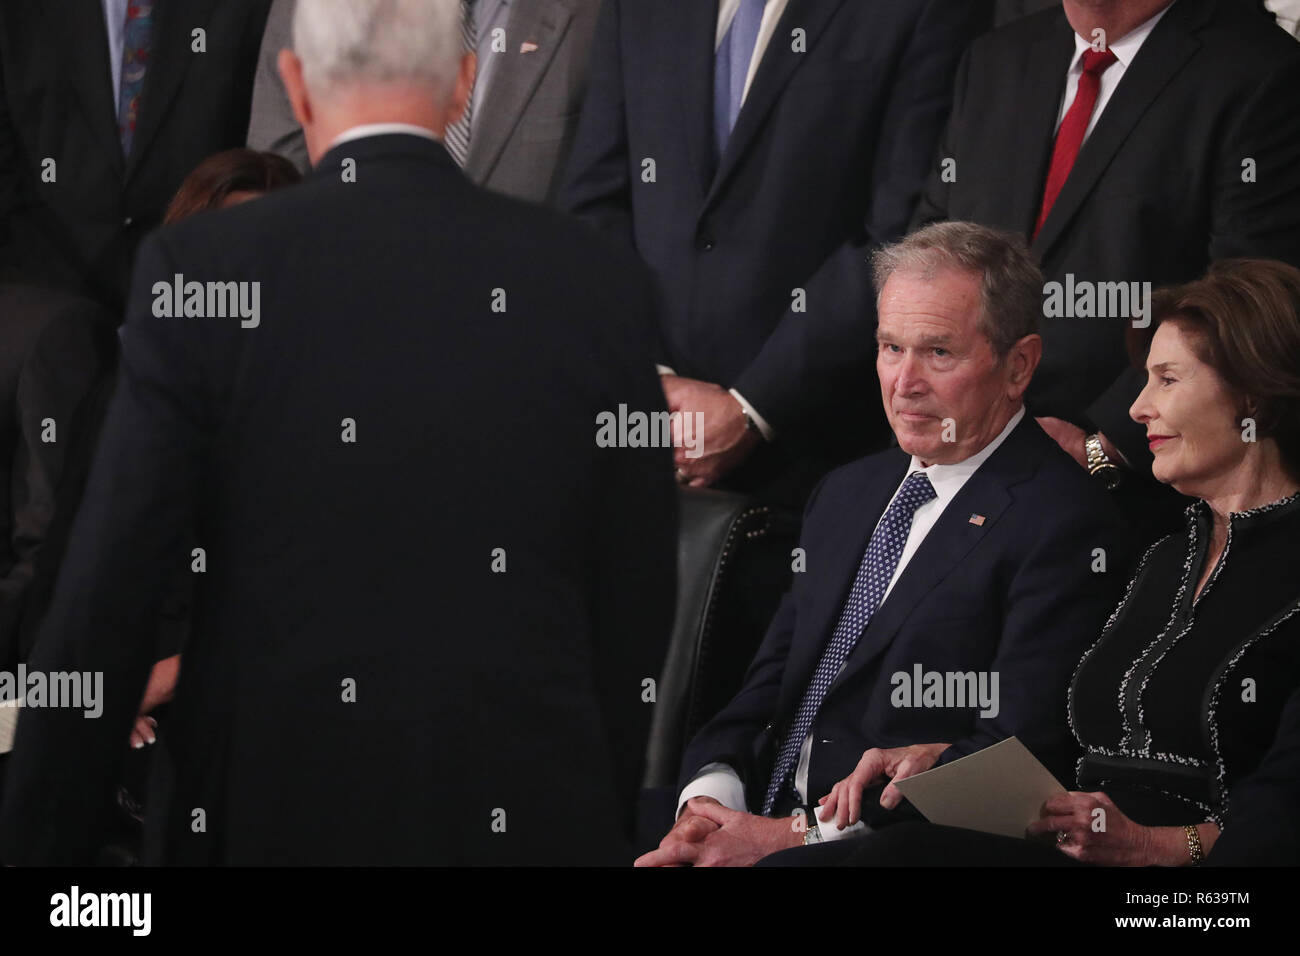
702,0,847,213
1011,13,1074,239
1032,0,1208,257
827,417,1043,699
777,452,907,716
126,0,222,181
64,0,123,176
465,0,573,182
672,0,721,201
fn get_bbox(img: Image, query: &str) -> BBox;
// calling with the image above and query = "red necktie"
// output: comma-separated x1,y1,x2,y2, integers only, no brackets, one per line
1033,48,1118,239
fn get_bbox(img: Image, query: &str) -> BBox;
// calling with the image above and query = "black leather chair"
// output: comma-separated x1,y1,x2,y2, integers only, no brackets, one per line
636,487,799,849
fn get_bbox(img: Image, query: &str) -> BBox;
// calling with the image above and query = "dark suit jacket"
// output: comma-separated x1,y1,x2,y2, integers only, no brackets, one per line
0,285,116,670
248,0,600,204
0,133,677,866
995,0,1057,24
561,0,993,493
0,0,272,310
913,0,1300,474
678,415,1132,816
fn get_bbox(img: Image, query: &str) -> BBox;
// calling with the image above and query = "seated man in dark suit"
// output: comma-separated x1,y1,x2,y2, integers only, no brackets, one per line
637,222,1132,867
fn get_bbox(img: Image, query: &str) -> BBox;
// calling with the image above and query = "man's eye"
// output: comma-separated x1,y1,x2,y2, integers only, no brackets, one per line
933,348,949,357
1160,376,1175,386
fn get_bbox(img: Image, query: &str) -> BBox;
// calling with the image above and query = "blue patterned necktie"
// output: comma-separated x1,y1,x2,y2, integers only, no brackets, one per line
118,1,156,158
712,0,766,161
761,471,937,815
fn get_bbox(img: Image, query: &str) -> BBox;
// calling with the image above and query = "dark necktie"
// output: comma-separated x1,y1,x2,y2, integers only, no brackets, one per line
1033,48,1118,238
118,1,156,158
762,471,937,815
445,0,477,167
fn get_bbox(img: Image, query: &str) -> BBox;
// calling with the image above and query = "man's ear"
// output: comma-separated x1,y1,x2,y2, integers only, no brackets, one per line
1006,333,1043,399
278,49,312,130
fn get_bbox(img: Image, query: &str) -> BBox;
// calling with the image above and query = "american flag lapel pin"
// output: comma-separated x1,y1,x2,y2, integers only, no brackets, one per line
969,514,985,526
521,41,539,53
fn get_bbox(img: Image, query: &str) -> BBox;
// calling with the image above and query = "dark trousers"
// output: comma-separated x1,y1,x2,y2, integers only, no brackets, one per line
758,821,1087,866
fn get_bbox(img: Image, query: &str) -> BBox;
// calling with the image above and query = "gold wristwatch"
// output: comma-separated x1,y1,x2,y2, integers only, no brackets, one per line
1085,433,1122,491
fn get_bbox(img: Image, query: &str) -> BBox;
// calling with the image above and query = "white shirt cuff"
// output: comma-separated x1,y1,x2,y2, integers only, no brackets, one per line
813,814,867,842
655,364,677,377
729,388,776,442
677,763,747,817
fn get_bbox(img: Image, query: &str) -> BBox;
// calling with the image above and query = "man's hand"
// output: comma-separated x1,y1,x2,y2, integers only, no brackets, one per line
658,796,723,855
635,802,803,867
1035,417,1122,471
661,375,761,487
816,742,949,831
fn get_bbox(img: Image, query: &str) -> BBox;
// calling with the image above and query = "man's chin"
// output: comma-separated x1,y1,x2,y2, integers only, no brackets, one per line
892,429,938,461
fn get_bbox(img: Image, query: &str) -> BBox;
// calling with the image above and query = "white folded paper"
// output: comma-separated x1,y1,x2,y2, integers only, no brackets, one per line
890,736,1067,839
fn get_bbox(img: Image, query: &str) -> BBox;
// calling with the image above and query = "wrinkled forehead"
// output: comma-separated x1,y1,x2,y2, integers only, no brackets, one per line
876,268,984,342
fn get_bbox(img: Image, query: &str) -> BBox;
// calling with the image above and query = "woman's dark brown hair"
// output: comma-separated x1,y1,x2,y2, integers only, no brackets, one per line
163,148,301,225
1128,259,1300,482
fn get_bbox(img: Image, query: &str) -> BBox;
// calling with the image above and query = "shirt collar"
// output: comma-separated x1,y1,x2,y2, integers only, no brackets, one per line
905,406,1026,506
1068,1,1176,71
328,123,440,150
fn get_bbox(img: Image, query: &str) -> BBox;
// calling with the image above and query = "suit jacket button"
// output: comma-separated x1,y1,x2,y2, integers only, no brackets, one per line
698,236,714,251
123,217,134,227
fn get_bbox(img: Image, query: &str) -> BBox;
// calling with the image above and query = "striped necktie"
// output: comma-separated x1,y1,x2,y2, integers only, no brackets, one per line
118,1,156,158
445,0,477,167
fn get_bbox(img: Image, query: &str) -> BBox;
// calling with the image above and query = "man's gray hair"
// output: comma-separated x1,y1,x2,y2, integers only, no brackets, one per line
293,0,463,98
871,222,1042,357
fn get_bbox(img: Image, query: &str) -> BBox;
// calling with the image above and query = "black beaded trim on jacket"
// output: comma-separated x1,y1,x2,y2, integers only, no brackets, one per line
1223,489,1300,520
1072,491,1300,818
1067,534,1171,753
1204,597,1300,816
1117,515,1200,751
1132,509,1236,747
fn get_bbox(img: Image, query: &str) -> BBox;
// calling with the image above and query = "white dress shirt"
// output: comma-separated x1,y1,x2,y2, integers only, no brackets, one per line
1054,4,1173,141
102,0,128,109
678,407,1027,843
656,1,790,441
